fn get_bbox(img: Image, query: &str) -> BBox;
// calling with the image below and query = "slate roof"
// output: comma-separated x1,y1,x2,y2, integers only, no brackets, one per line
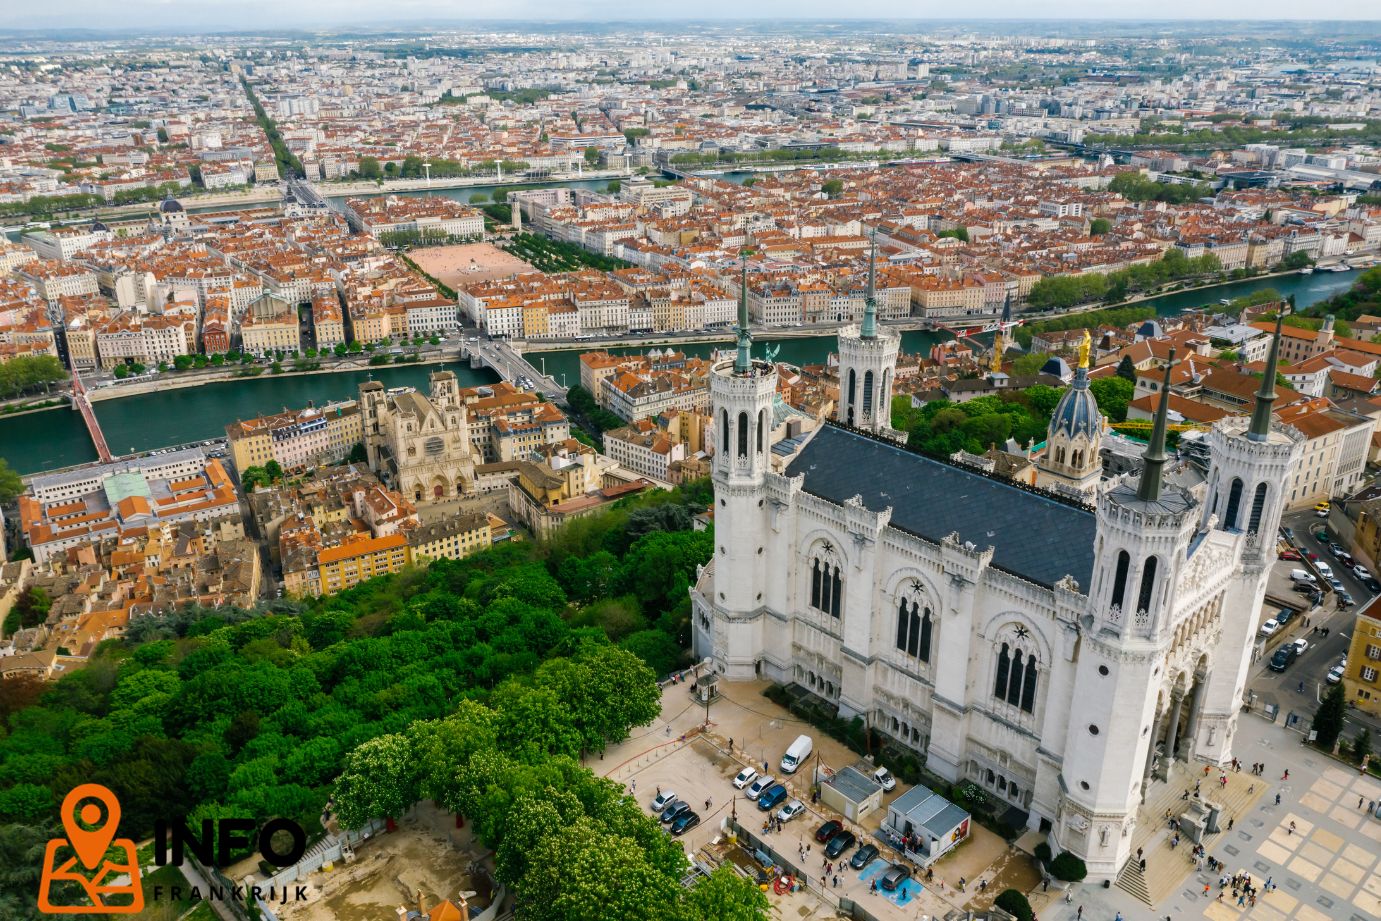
787,425,1097,588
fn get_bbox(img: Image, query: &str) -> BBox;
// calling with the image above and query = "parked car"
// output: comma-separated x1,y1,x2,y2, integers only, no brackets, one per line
1316,507,1330,517
1290,570,1317,585
825,830,857,858
757,784,789,811
1338,590,1356,608
1362,577,1380,594
880,864,913,891
650,791,677,813
1269,645,1299,672
814,820,843,843
1292,637,1310,655
1317,561,1334,577
1278,549,1300,561
1327,664,1346,685
660,800,692,824
850,843,880,870
670,811,701,836
1292,581,1316,595
745,776,775,799
1280,526,1296,543
732,767,758,789
1258,618,1280,637
873,766,897,792
1355,565,1373,581
777,799,806,822
1328,577,1345,592
1315,530,1329,543
1328,544,1346,559
1315,500,1331,512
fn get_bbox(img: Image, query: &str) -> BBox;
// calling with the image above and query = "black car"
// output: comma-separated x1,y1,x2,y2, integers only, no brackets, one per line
880,864,912,891
825,830,856,858
1363,577,1381,594
660,800,692,824
1276,608,1294,626
670,811,700,836
1292,581,1315,595
1337,590,1355,608
1269,645,1298,672
814,820,843,843
850,843,880,870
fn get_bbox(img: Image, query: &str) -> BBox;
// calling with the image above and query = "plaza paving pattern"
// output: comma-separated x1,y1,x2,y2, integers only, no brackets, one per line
1036,716,1381,921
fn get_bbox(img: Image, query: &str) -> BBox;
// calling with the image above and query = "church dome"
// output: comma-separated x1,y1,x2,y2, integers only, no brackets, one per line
1049,367,1101,439
159,196,184,213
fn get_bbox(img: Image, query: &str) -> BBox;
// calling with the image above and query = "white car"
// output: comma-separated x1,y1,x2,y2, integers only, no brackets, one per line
873,767,897,792
650,791,677,813
732,767,759,789
776,799,806,822
745,776,775,799
1355,565,1373,581
1291,637,1309,655
1327,664,1346,685
1316,562,1333,578
1258,618,1280,637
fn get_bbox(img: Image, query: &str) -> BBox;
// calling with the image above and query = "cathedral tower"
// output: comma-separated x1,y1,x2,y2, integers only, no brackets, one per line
705,254,778,677
1035,330,1104,498
1060,352,1199,878
1196,303,1302,763
835,234,900,435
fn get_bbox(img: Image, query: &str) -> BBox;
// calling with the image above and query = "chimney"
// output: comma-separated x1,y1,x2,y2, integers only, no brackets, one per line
417,889,427,919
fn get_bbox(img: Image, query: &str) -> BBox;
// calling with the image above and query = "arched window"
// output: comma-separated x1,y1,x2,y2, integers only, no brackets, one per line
1137,556,1158,613
1111,550,1130,609
847,369,857,416
810,558,822,609
721,409,729,453
1247,482,1268,534
1007,650,1024,707
995,643,1011,699
1224,477,1243,530
895,600,930,662
919,607,932,662
1055,446,1066,465
757,409,766,454
737,411,748,458
1020,656,1038,713
1072,450,1083,468
896,598,909,651
830,565,842,618
863,370,875,417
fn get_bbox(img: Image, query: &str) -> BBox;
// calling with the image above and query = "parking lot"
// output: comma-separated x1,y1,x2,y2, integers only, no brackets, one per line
1250,507,1380,736
597,679,1038,921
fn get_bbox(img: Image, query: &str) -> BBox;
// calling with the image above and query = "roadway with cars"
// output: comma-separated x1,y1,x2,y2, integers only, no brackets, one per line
1247,506,1381,740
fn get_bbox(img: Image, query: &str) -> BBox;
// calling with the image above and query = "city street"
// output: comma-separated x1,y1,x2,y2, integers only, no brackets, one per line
1247,508,1381,743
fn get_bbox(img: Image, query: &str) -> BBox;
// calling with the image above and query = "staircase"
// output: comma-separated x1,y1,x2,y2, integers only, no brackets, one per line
1115,761,1267,906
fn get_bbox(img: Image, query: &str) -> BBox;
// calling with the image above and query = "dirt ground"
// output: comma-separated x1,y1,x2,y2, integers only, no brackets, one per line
274,804,491,921
410,242,534,287
595,678,1035,921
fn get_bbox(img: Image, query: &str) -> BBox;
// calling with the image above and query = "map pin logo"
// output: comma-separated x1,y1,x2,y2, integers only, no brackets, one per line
61,783,121,870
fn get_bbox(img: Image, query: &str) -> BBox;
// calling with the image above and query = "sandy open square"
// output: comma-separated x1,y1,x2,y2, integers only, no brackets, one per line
410,242,535,287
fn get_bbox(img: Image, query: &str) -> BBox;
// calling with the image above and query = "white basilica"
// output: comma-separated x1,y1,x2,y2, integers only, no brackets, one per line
692,254,1302,877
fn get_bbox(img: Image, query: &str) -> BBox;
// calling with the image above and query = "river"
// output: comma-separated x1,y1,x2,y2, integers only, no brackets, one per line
0,268,1361,476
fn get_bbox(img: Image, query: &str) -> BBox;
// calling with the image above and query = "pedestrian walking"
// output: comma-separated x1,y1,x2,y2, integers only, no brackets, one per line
1228,817,1234,830
1140,858,1147,873
1283,769,1290,780
1075,907,1082,921
631,779,636,793
705,797,712,811
728,737,733,751
1275,793,1281,805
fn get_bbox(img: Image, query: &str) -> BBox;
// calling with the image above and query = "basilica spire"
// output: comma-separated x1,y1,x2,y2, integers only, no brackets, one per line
861,230,878,341
1248,296,1290,442
734,250,753,376
1137,347,1177,503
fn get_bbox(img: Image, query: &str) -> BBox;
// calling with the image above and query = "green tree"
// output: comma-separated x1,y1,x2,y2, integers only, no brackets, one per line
820,179,844,199
1312,683,1348,751
673,864,770,920
1089,376,1135,423
357,157,382,180
584,147,601,166
0,458,22,503
333,733,420,827
1116,355,1138,382
606,180,621,194
469,192,489,203
1089,218,1112,235
264,460,283,481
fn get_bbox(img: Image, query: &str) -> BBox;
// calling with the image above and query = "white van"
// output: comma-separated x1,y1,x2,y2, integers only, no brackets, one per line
780,734,813,774
1290,569,1317,584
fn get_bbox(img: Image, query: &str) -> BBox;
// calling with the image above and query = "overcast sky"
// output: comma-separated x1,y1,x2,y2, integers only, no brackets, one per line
4,1,1380,31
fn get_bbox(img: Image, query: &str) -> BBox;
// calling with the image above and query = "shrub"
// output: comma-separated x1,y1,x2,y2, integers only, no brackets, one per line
1049,851,1088,882
995,888,1034,921
1034,841,1053,863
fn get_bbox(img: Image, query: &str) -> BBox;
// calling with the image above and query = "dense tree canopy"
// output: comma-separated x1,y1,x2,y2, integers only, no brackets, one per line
0,481,748,920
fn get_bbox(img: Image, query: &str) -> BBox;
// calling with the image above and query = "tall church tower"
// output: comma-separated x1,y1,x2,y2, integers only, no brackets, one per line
1196,305,1302,763
1059,352,1199,878
1035,330,1104,498
706,254,778,678
835,234,900,436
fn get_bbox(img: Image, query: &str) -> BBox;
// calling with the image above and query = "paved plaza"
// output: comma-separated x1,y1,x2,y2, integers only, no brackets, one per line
1034,715,1381,921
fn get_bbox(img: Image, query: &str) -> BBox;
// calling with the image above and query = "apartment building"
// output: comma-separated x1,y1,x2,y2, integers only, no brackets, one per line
604,419,687,482
407,512,492,564
226,401,363,475
316,532,410,595
23,224,113,261
1342,597,1381,717
311,292,346,350
345,195,484,239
